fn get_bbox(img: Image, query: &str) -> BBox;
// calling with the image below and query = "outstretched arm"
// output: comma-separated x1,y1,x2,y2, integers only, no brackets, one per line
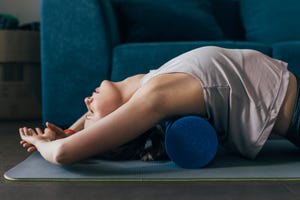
20,73,205,165
20,112,87,152
20,86,164,165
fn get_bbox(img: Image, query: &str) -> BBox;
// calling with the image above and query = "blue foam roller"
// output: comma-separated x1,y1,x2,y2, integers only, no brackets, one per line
165,116,218,169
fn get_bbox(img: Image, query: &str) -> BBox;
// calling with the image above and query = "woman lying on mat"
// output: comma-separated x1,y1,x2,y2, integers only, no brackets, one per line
19,46,300,165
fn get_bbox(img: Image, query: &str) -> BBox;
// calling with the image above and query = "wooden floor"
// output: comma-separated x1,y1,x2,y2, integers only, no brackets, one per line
1,121,300,200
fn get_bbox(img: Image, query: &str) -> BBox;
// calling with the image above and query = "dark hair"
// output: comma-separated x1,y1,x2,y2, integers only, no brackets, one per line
95,124,169,161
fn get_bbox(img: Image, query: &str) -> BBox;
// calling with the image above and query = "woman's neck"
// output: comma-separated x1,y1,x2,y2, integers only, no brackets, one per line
116,74,145,103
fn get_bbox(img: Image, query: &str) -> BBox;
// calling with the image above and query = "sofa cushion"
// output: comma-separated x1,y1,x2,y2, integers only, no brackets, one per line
113,0,225,43
272,42,300,76
41,0,114,127
111,42,271,81
213,0,245,40
240,0,300,44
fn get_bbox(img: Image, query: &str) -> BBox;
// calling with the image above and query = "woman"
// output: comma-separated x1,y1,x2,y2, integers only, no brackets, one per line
19,46,299,165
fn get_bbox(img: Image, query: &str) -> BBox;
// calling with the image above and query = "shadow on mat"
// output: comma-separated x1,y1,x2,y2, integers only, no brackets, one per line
64,140,300,175
208,140,300,168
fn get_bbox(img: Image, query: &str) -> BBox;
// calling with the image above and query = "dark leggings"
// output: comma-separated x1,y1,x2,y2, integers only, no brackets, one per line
286,75,300,147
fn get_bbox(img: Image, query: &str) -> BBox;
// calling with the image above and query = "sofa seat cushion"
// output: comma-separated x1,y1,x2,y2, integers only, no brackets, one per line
272,42,300,76
113,0,224,43
111,41,271,81
241,0,300,44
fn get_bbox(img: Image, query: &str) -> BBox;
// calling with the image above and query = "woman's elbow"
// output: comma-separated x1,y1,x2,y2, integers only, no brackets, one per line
52,143,74,165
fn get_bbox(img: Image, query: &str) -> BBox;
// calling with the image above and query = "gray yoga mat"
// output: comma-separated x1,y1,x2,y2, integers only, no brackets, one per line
4,140,300,181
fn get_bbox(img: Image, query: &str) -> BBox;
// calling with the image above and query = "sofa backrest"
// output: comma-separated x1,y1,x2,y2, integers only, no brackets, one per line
110,0,244,43
240,0,300,44
213,0,244,40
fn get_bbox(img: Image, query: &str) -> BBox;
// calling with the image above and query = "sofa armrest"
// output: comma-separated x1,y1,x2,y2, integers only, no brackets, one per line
41,0,119,126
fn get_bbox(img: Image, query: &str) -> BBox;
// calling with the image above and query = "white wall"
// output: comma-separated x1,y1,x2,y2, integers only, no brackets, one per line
0,0,40,24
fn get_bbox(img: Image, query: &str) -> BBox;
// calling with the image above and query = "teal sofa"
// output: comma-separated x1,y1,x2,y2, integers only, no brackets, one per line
41,0,300,127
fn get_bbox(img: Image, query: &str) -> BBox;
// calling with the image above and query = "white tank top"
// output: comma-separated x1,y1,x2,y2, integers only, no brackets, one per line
141,46,289,159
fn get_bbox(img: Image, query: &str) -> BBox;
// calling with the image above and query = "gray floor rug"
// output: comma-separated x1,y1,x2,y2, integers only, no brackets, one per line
4,140,300,181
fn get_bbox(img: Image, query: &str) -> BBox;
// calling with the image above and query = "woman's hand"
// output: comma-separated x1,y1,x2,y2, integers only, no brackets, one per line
19,127,66,165
20,140,37,152
19,127,49,152
19,122,68,152
45,122,69,139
